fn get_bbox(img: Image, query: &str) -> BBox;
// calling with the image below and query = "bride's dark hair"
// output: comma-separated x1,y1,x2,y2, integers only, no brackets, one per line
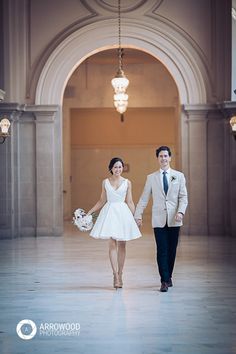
108,157,124,174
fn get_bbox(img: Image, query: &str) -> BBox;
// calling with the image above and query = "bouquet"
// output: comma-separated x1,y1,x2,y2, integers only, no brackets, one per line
73,208,94,232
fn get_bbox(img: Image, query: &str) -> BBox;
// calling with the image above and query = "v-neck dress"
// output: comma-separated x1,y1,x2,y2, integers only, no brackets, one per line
90,178,142,241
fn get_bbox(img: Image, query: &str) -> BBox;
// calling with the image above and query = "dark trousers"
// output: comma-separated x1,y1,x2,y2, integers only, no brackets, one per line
154,225,180,283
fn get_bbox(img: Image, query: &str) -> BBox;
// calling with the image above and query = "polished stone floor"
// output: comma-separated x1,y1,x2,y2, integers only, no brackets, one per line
0,223,236,354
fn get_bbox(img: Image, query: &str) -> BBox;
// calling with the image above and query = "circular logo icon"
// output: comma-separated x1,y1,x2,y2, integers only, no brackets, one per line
16,319,37,340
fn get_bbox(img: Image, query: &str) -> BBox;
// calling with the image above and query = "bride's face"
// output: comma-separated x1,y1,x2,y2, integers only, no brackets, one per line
111,161,123,176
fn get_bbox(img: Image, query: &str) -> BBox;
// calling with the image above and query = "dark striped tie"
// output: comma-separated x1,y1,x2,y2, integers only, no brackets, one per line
163,171,168,195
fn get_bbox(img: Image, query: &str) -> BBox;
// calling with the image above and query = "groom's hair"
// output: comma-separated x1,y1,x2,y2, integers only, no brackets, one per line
156,146,171,157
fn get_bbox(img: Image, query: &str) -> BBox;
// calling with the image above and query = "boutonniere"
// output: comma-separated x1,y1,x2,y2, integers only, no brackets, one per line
171,176,177,182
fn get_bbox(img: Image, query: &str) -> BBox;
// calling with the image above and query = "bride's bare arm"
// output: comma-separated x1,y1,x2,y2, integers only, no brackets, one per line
87,180,107,215
125,180,135,214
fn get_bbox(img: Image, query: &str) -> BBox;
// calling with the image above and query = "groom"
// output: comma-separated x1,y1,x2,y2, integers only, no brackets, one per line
135,146,188,292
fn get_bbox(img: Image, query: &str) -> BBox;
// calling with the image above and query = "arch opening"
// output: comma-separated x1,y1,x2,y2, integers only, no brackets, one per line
35,19,209,106
34,19,210,232
62,48,181,220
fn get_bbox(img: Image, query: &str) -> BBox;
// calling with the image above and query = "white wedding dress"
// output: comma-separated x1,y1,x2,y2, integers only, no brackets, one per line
90,178,142,241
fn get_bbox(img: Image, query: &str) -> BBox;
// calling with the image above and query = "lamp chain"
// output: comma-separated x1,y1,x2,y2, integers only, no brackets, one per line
111,0,129,120
118,0,122,72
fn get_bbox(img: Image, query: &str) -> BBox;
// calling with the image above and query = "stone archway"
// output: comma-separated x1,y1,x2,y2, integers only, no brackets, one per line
35,19,209,105
33,19,211,236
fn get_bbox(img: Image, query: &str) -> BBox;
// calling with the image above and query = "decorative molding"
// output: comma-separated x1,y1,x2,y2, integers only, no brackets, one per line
145,14,213,99
35,19,209,106
0,89,5,101
0,103,22,113
219,100,236,110
81,0,158,13
0,103,58,112
183,103,227,122
218,101,236,118
2,0,29,102
25,104,59,113
183,103,217,112
0,103,58,122
27,2,98,102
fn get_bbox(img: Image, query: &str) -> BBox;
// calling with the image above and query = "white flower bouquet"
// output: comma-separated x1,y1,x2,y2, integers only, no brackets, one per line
73,208,94,232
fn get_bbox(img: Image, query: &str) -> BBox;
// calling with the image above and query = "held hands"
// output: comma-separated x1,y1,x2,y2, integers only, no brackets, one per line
175,212,183,222
135,218,142,227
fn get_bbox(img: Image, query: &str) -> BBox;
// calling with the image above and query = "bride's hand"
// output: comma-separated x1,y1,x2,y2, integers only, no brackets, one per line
136,218,142,227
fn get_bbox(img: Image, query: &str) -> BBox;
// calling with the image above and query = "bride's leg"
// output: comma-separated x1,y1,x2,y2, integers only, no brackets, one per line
109,238,118,273
109,238,119,288
117,241,126,287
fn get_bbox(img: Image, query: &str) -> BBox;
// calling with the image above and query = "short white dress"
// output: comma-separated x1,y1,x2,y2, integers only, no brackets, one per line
90,178,142,241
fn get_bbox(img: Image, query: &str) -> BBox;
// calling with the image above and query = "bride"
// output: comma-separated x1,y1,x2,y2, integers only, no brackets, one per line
87,157,142,289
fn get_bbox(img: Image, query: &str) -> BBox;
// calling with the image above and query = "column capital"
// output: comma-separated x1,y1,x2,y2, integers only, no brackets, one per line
26,105,59,123
0,102,23,121
0,103,59,122
217,101,236,119
182,104,217,113
182,103,218,118
182,103,226,122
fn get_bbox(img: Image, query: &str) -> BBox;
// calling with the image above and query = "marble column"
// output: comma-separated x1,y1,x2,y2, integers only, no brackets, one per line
182,103,233,236
0,104,22,238
0,103,62,238
206,109,226,235
31,105,62,236
182,105,209,235
219,101,236,237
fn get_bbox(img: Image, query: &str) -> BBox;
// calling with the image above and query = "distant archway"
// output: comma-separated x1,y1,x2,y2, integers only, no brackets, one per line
35,19,210,106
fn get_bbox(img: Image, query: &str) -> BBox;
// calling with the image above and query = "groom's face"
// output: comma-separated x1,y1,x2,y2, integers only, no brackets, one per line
157,150,171,170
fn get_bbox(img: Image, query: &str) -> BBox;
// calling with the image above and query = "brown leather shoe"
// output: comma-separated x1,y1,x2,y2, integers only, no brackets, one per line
167,279,173,287
160,282,168,292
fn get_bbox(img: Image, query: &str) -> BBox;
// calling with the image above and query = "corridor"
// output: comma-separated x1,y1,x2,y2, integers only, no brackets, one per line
0,224,235,354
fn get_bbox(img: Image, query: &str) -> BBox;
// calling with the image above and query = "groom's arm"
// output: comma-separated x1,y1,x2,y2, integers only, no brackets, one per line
134,176,152,223
177,173,188,215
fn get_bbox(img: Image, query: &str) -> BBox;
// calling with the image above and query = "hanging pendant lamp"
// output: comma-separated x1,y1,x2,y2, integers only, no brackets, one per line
111,0,129,122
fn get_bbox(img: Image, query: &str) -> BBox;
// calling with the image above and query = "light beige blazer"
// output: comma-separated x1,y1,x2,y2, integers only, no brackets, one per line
134,169,188,228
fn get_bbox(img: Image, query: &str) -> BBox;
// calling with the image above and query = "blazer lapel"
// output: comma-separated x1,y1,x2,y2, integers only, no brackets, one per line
167,169,176,195
154,171,165,196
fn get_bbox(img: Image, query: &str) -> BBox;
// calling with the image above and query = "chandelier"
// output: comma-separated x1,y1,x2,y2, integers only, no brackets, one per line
111,0,129,122
0,90,11,144
0,116,11,144
230,116,236,140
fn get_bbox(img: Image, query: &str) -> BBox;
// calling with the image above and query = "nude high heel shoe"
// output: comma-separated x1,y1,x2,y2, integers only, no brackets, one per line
118,272,123,288
113,272,119,289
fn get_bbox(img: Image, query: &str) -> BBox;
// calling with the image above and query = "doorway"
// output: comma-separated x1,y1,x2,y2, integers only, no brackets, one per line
62,49,180,221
